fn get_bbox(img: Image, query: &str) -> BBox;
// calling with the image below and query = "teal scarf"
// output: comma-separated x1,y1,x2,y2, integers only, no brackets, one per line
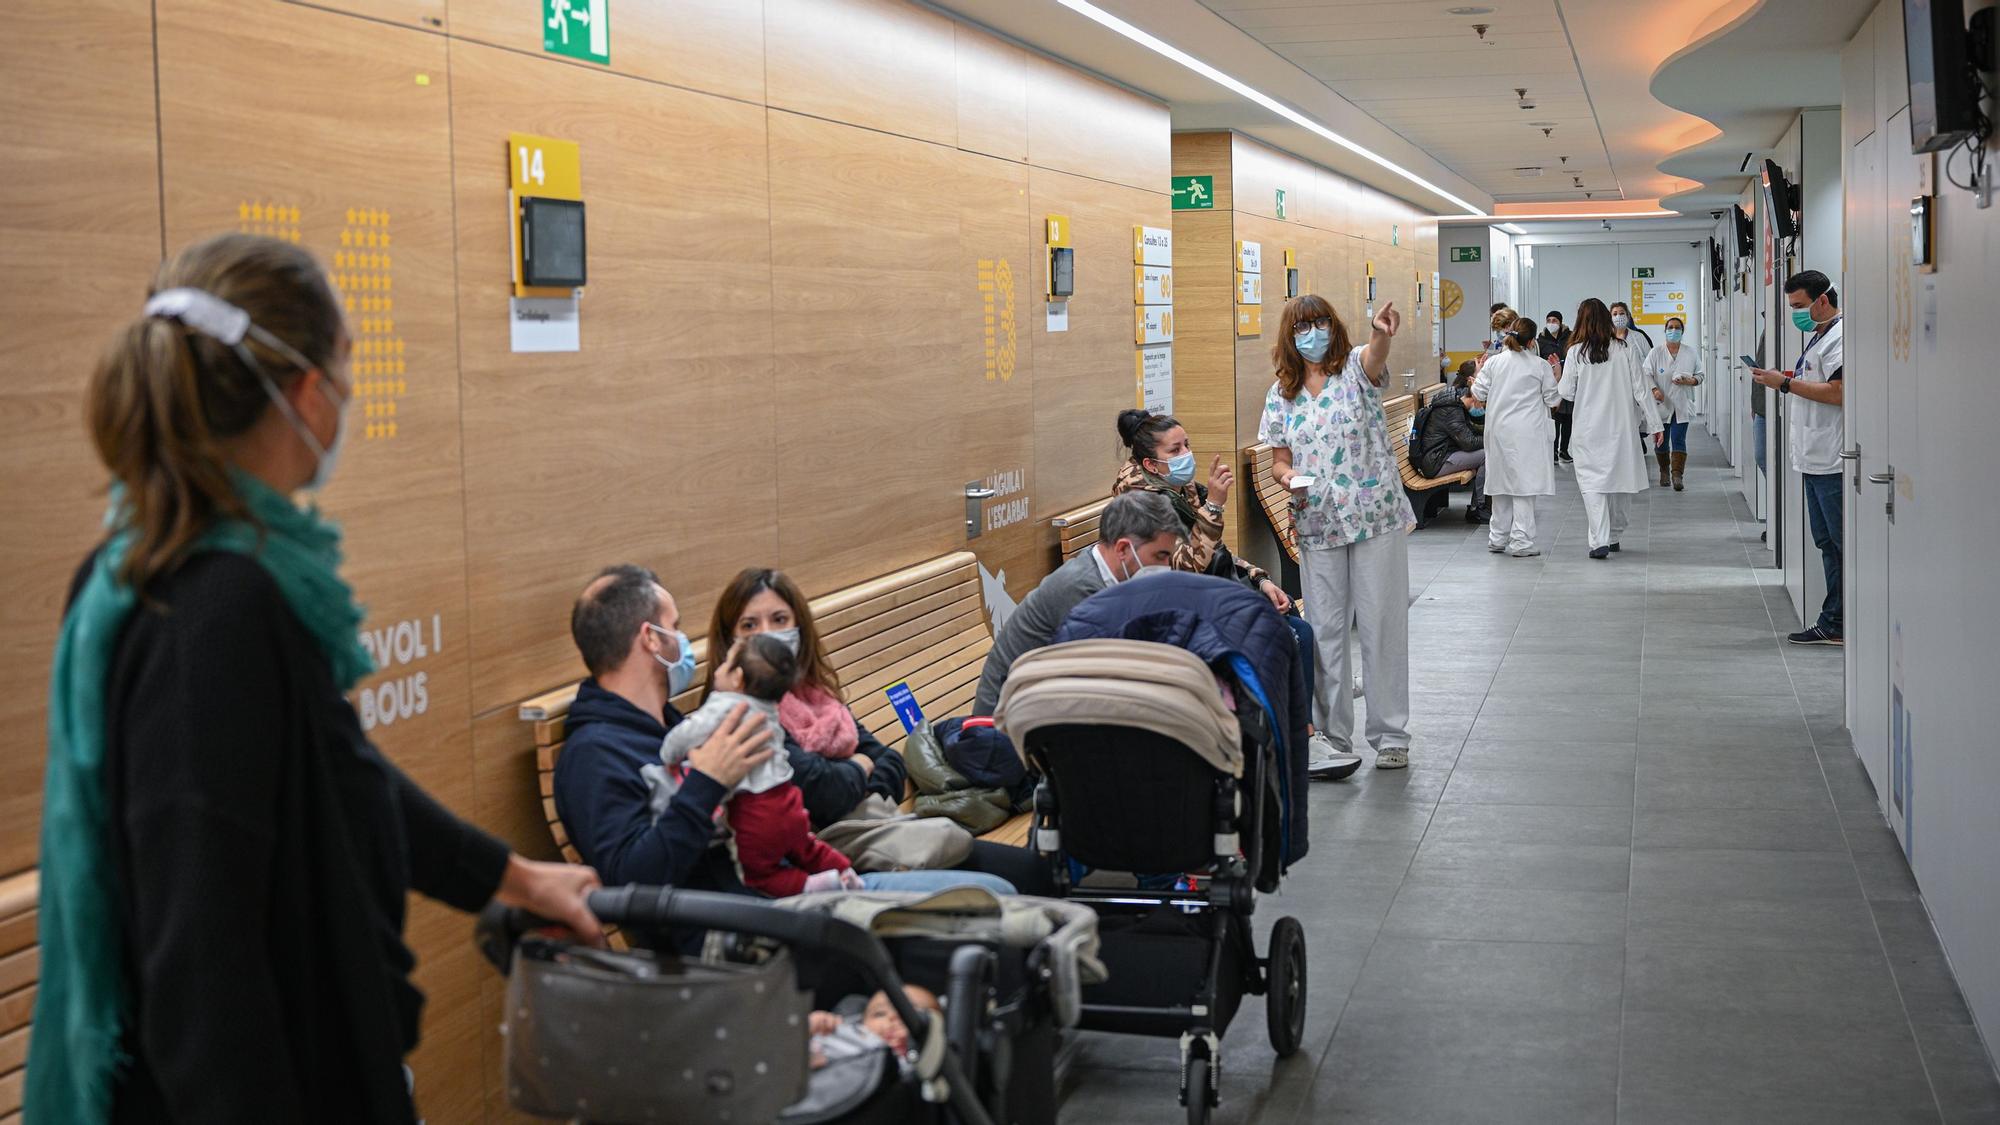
29,470,373,1122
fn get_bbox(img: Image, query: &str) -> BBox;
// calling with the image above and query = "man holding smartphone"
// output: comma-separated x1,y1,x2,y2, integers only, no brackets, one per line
1748,270,1844,646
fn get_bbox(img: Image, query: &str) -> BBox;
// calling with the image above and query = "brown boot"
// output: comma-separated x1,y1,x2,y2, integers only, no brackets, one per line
1671,451,1687,491
1656,448,1672,487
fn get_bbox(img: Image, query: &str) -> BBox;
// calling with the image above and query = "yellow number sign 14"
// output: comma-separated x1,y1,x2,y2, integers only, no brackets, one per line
507,132,582,297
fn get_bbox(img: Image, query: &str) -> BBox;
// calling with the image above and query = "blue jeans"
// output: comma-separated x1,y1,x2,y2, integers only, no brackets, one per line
1283,613,1317,723
1802,472,1843,634
859,870,1015,895
1662,420,1688,452
1753,416,1767,475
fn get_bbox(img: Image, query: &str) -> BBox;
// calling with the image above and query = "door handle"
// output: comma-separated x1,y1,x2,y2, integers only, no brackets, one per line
964,484,998,539
1867,471,1895,484
1838,448,1861,460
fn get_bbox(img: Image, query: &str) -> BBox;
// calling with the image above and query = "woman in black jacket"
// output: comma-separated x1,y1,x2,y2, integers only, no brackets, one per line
1415,372,1489,523
1538,310,1575,462
34,234,601,1123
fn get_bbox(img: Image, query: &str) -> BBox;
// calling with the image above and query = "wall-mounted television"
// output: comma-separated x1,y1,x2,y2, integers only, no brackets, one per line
1904,0,1978,153
1709,238,1726,296
1731,204,1754,258
1762,159,1799,241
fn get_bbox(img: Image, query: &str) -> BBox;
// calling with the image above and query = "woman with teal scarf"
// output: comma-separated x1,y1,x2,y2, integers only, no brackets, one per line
32,234,604,1123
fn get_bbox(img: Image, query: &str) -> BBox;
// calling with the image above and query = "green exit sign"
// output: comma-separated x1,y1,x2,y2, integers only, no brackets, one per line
1633,267,1656,278
1449,246,1482,263
1172,175,1214,210
544,0,609,65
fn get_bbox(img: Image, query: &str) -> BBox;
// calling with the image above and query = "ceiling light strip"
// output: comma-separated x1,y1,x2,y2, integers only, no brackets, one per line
1438,210,1677,222
1054,0,1486,217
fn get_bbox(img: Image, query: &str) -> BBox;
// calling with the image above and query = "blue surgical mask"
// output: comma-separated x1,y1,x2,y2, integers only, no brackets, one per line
648,623,697,695
1791,308,1818,333
1161,450,1196,485
767,627,802,655
1468,406,1486,419
1295,325,1330,362
1664,329,1684,344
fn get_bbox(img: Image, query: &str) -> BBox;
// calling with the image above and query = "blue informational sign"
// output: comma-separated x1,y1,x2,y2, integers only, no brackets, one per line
884,682,924,734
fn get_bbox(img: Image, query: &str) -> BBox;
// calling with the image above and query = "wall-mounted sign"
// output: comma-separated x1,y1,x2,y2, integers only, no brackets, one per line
1238,271,1263,304
1135,305,1174,345
1133,225,1172,266
1171,175,1214,210
1237,240,1262,274
1275,188,1288,219
1391,224,1400,246
1134,264,1173,305
1449,246,1482,263
542,0,609,65
1136,345,1172,413
1236,304,1263,336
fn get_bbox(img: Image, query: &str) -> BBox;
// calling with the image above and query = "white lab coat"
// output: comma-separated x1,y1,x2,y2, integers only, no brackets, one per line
1560,339,1663,495
1471,347,1561,496
1641,342,1704,422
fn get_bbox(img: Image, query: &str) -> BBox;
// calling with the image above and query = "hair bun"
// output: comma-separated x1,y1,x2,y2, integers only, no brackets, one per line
1116,408,1153,446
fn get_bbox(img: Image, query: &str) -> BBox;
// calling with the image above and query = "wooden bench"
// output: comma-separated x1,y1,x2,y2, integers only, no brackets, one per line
1386,393,1477,521
520,550,1031,866
1242,442,1300,567
1050,497,1110,562
0,870,39,1120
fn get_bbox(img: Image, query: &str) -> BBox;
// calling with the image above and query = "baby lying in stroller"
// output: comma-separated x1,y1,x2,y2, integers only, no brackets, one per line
809,984,941,1068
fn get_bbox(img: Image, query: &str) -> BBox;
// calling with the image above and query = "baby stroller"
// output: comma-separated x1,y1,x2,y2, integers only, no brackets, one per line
995,639,1306,1125
477,884,1104,1125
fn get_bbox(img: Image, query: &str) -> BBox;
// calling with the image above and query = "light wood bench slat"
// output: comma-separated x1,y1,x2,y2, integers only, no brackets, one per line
1242,442,1300,564
813,557,978,634
822,587,982,671
0,1068,19,1117
0,951,35,1002
0,1028,23,1080
0,911,33,963
841,613,992,706
0,986,35,1039
1051,497,1111,560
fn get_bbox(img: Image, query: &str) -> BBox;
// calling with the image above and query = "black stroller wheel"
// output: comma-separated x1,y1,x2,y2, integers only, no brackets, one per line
1183,1054,1212,1125
1265,916,1307,1057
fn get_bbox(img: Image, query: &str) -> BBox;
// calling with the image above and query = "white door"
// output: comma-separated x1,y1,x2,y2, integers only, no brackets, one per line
1846,127,1890,793
1878,109,1923,849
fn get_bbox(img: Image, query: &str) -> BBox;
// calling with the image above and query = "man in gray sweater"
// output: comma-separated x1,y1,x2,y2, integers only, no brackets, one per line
974,491,1184,714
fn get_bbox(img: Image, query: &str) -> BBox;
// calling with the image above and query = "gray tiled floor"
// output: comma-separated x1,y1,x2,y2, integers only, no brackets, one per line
1057,428,2000,1123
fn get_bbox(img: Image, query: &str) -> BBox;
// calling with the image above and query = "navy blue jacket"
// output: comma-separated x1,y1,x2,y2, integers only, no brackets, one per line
551,680,742,893
1054,571,1310,868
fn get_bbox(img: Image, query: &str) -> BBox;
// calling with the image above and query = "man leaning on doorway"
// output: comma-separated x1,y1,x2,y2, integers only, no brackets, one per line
1751,270,1844,646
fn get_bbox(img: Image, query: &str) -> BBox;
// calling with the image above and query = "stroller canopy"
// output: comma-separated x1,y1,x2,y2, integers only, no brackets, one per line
993,639,1243,778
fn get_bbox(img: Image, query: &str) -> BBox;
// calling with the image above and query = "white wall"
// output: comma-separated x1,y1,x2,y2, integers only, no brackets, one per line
1842,0,2000,1062
1439,230,1499,358
1520,239,1707,369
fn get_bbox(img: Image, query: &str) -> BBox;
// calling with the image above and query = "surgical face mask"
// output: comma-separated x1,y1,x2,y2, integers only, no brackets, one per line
1547,320,1560,330
1109,541,1139,582
1791,307,1818,333
1160,450,1196,486
302,378,350,492
647,623,697,694
1664,328,1684,344
1468,405,1486,419
1294,325,1330,362
1611,313,1631,330
767,627,802,656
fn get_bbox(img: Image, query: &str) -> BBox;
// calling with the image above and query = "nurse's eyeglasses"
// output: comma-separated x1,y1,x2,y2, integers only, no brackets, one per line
1292,317,1333,336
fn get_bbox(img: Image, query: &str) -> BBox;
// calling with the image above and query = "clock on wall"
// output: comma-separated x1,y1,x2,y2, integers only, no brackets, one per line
1438,278,1465,319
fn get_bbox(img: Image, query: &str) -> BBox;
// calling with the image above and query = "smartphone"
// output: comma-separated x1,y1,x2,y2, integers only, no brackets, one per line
1739,354,1759,369
1288,474,1317,489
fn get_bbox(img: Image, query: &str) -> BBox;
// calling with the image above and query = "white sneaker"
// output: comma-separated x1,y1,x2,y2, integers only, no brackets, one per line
1487,541,1507,553
1508,544,1541,557
1306,733,1363,780
1374,747,1410,770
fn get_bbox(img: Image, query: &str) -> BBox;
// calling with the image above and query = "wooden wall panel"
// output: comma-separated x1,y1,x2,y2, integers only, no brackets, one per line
288,0,445,31
955,25,1029,163
451,42,777,715
1026,52,1171,195
1029,169,1173,523
1169,134,1239,548
767,112,963,594
448,0,765,104
766,0,957,145
0,0,160,874
156,1,482,1115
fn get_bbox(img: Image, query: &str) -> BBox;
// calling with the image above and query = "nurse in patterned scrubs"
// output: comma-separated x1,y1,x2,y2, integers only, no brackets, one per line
1260,295,1418,770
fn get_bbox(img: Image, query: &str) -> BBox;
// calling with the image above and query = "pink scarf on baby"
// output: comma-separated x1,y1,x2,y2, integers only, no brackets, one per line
779,681,859,759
